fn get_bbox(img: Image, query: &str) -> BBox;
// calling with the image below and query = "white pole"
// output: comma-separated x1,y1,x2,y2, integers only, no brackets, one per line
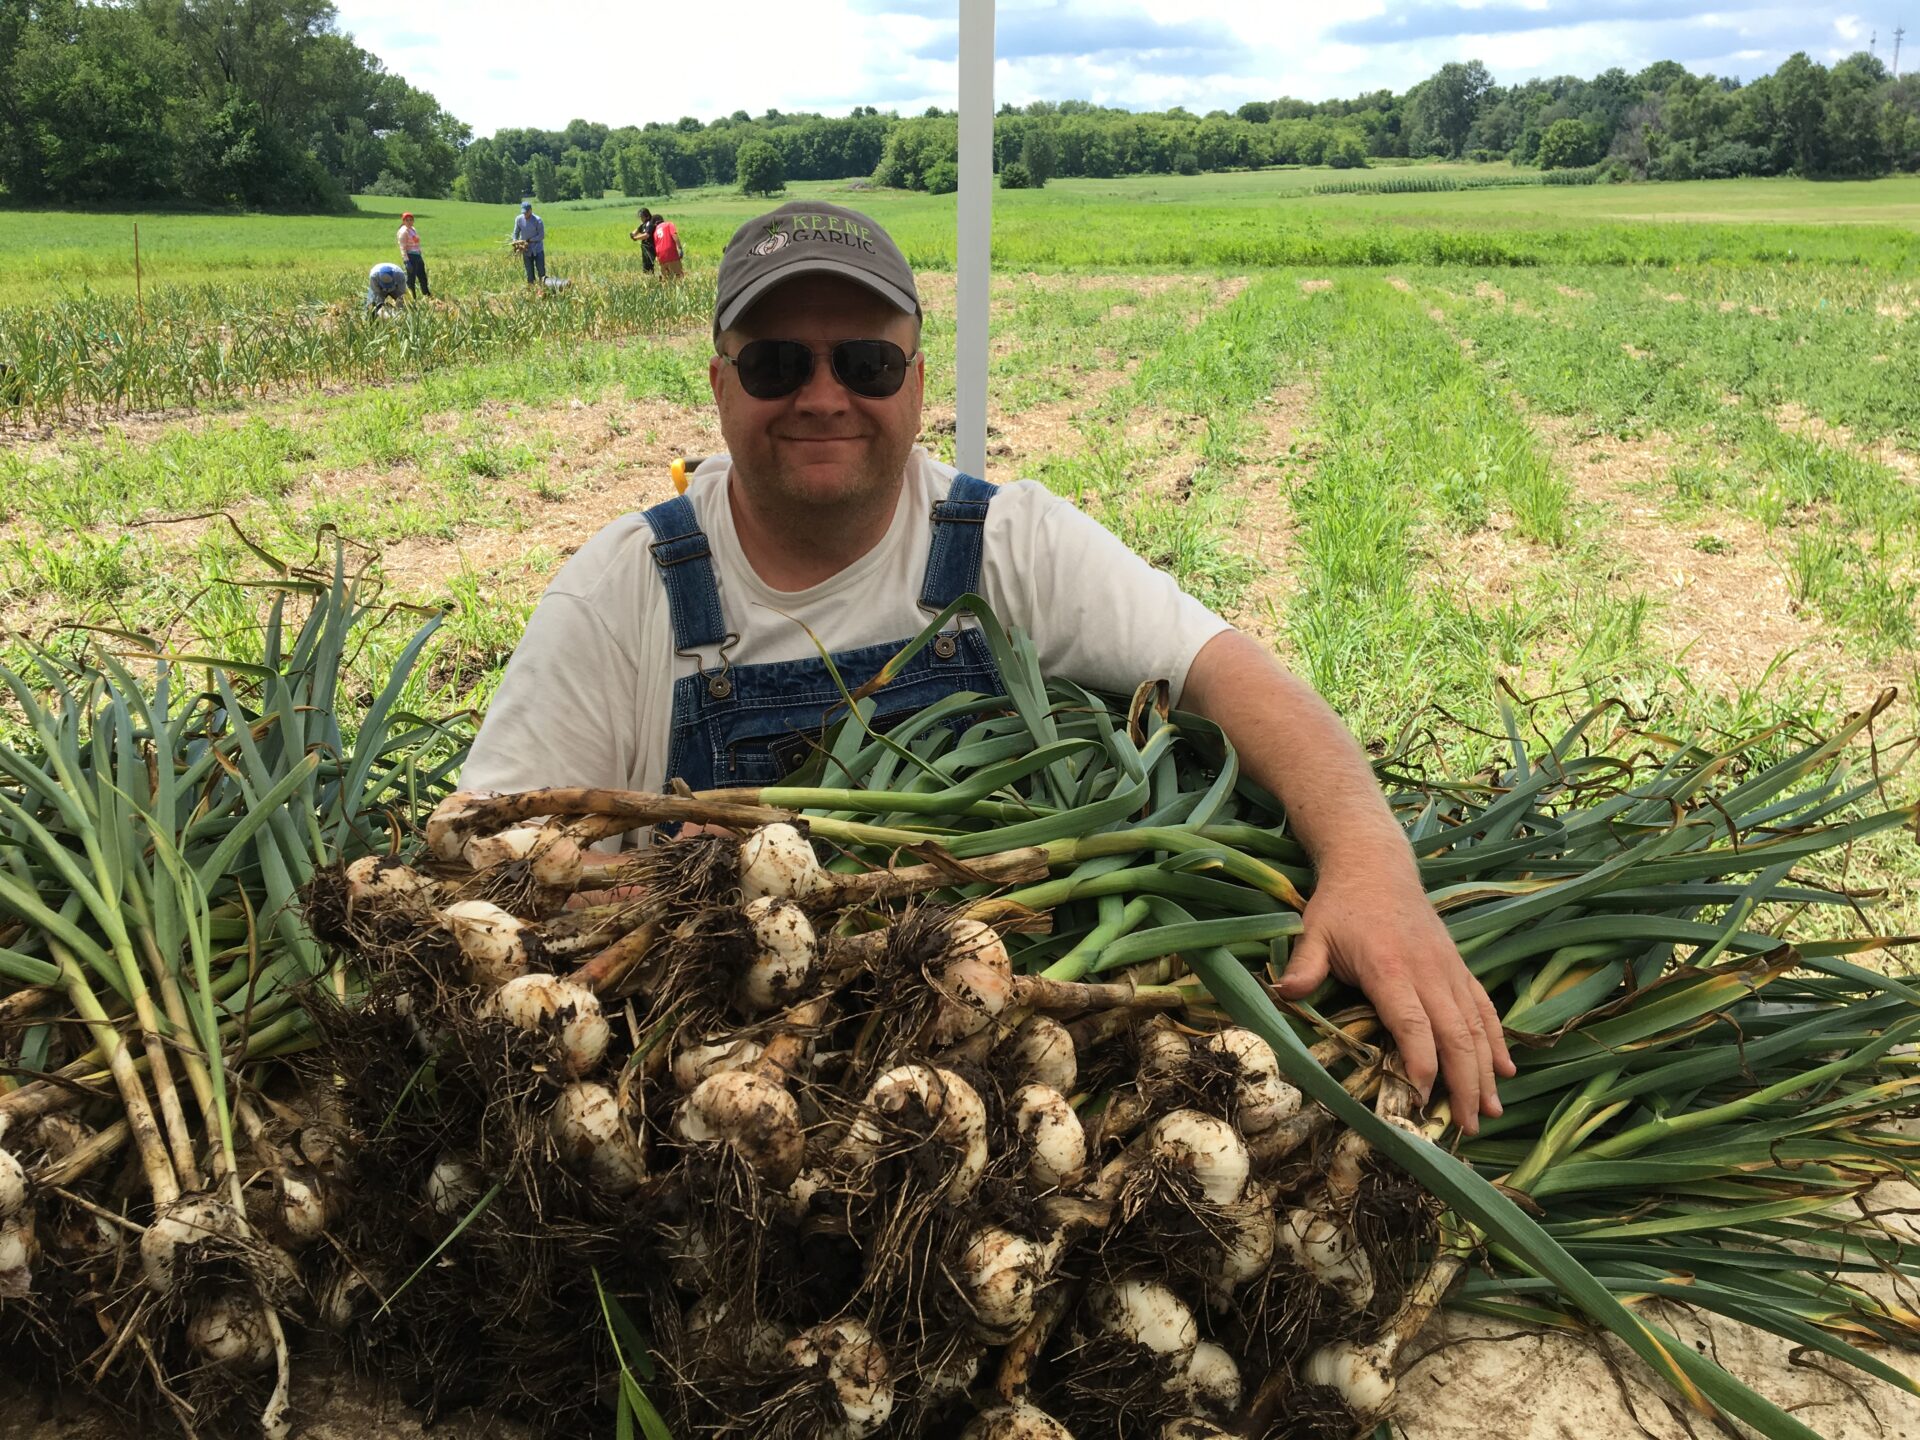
956,0,994,479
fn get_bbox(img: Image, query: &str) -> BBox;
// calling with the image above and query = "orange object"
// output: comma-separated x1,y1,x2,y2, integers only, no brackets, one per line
671,457,689,494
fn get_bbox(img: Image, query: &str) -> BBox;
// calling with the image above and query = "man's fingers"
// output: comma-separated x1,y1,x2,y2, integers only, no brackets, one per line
1457,973,1501,1120
1370,972,1438,1105
1477,982,1517,1078
1431,987,1490,1136
1275,930,1332,997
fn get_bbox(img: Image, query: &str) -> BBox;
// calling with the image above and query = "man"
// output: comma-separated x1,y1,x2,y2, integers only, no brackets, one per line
397,212,430,298
512,200,546,283
630,207,657,273
462,201,1512,1133
365,261,407,312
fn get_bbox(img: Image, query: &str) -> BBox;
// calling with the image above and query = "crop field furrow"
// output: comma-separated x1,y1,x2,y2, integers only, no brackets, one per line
1423,267,1920,667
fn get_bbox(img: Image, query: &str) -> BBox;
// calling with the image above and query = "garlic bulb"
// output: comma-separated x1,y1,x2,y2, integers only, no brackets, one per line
1011,1084,1086,1190
1206,1196,1277,1304
482,972,610,1074
1001,1014,1078,1095
962,1402,1077,1439
842,1065,989,1203
677,1069,806,1187
425,1156,485,1220
1301,1337,1399,1421
956,1224,1058,1340
1146,1110,1251,1206
0,1216,37,1298
439,899,534,988
550,1082,646,1194
187,1290,276,1370
0,1147,25,1221
344,854,438,906
784,1319,893,1440
930,955,1015,1046
739,823,830,902
1203,1027,1301,1133
1086,1278,1199,1362
672,1036,765,1092
1280,1207,1375,1311
739,897,818,1012
1182,1340,1241,1414
276,1172,330,1247
140,1195,244,1295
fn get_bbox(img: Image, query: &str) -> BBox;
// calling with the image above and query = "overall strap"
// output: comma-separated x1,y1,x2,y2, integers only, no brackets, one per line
642,496,728,652
919,473,996,612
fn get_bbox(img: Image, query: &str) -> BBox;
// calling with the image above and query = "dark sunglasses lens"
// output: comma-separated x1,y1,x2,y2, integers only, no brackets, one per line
736,340,813,398
831,340,908,397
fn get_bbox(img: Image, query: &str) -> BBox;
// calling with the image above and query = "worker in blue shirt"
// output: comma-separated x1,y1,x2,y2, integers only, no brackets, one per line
511,201,546,284
366,261,407,312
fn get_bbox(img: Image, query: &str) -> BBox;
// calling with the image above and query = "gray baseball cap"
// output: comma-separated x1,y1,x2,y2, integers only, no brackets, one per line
714,202,919,337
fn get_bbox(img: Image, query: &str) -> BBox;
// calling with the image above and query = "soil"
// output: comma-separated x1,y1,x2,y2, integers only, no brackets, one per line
1218,380,1312,655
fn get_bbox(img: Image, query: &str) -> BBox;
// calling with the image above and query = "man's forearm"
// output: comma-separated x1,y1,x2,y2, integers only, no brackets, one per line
1180,629,1410,877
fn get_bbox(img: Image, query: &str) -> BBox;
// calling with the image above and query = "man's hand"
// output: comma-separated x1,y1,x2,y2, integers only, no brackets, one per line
1178,628,1516,1135
1275,860,1513,1134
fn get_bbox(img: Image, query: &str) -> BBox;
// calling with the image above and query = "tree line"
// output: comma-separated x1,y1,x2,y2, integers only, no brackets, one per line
464,50,1920,203
0,0,466,209
4,1,1918,210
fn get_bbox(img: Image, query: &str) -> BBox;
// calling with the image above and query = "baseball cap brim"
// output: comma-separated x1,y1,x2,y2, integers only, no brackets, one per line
715,259,918,336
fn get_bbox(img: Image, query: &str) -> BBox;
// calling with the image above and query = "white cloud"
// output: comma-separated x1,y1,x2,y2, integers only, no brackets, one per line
327,0,1864,135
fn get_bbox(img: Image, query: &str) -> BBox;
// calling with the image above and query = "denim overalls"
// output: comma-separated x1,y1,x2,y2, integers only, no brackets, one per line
644,474,1007,790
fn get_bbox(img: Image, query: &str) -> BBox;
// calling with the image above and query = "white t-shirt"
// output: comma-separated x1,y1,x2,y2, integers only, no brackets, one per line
460,447,1231,796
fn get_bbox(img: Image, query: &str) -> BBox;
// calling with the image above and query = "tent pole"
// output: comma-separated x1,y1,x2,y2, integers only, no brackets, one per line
955,0,995,479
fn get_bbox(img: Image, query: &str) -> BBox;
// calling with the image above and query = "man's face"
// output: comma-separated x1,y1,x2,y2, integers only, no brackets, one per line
710,275,924,519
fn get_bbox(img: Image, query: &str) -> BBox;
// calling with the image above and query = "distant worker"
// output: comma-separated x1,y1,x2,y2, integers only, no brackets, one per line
397,212,430,298
366,261,407,312
652,212,683,279
512,200,547,284
629,207,657,274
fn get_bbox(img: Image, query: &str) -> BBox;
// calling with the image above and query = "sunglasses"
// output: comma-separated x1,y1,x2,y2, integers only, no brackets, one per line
719,339,914,400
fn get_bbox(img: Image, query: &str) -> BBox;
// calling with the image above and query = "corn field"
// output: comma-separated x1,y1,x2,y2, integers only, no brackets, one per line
1308,168,1603,198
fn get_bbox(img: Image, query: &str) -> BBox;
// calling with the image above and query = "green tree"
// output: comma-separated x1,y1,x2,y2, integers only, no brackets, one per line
1406,59,1494,158
1325,131,1369,169
1018,128,1055,185
735,138,786,195
578,150,605,197
461,137,508,203
529,151,558,201
1536,117,1603,169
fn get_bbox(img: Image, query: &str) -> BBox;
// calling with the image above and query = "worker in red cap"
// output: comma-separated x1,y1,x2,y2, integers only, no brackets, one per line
396,212,430,299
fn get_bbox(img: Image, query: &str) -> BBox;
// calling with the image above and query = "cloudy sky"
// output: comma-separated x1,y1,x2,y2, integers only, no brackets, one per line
331,1,1898,135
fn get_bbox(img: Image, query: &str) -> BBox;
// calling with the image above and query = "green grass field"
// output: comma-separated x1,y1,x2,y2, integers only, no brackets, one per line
2,164,1917,927
7,168,1920,302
